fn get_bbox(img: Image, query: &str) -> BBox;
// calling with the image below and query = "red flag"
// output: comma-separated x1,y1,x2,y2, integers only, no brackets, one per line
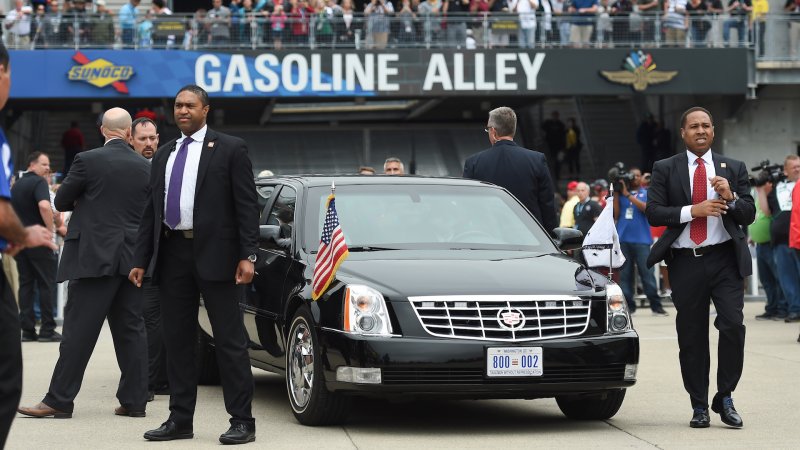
311,194,349,300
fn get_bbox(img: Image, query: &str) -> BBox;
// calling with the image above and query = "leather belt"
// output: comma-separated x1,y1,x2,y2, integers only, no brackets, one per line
163,228,193,239
671,240,732,258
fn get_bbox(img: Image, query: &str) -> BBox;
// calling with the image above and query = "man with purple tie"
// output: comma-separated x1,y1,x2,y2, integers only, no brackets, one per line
646,107,755,429
130,85,259,445
18,107,151,420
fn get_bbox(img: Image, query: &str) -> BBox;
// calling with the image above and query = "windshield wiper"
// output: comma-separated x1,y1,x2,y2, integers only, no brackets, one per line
347,246,403,252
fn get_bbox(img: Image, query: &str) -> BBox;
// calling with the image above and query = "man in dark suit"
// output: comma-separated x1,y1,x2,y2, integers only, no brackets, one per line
129,85,259,445
646,106,755,429
17,107,151,419
463,106,558,234
0,42,57,448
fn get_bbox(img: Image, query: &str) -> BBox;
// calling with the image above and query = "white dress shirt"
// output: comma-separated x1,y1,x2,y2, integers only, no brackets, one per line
163,124,206,230
672,150,732,248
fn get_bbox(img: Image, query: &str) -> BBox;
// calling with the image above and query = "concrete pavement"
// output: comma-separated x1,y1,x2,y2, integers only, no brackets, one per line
7,301,800,449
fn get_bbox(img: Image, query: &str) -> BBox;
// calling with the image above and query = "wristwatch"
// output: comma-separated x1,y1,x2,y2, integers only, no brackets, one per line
247,254,257,263
725,192,739,203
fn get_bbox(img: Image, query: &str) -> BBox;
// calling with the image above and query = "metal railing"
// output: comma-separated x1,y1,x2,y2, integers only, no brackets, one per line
2,12,797,58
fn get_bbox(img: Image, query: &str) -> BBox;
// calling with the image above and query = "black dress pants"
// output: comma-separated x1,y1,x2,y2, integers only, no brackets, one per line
0,269,22,448
16,247,57,335
143,280,168,391
158,233,254,429
43,276,148,413
668,243,746,410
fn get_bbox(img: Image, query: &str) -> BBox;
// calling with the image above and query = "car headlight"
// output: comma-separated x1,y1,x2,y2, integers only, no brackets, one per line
606,283,632,333
343,284,393,336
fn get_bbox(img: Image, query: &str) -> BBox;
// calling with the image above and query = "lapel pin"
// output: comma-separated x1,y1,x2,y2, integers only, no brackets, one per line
208,142,215,148
721,162,727,168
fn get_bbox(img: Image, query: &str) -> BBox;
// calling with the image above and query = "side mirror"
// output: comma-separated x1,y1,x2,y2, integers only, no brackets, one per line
259,224,281,242
552,227,584,251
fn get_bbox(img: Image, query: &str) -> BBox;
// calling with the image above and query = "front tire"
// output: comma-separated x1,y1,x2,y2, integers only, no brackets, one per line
286,305,351,426
556,389,626,420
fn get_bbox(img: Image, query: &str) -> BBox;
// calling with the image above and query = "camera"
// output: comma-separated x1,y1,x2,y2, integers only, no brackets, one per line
749,160,785,187
607,161,635,191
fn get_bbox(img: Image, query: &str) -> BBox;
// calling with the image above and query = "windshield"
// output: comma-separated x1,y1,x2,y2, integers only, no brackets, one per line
303,184,556,253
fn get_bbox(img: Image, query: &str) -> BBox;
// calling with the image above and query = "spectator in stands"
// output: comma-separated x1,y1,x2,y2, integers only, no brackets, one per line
4,0,33,49
560,180,580,228
208,0,233,47
271,5,288,49
552,0,571,46
359,166,376,175
686,0,711,47
596,0,613,46
291,0,316,47
542,110,566,180
31,3,48,48
509,0,538,48
334,0,358,47
396,0,417,45
91,0,116,48
573,182,600,235
662,0,688,46
445,0,471,48
237,0,258,47
568,0,598,48
610,0,634,46
365,0,394,49
61,121,85,178
538,0,555,44
752,180,787,320
45,0,68,47
384,157,405,175
723,0,751,47
119,0,141,47
66,0,91,46
315,0,335,47
151,0,176,48
470,0,493,47
787,0,800,59
418,0,443,46
614,166,668,315
565,117,582,177
635,0,659,42
750,0,767,56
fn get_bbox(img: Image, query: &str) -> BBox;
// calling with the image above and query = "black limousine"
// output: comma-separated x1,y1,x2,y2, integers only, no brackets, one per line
196,175,639,425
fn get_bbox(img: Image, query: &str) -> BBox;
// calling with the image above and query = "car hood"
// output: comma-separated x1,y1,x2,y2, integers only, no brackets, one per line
332,252,604,300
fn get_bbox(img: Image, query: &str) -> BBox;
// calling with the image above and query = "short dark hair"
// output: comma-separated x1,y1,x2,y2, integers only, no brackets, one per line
153,0,165,7
177,84,209,107
27,151,46,167
131,117,157,136
680,107,714,129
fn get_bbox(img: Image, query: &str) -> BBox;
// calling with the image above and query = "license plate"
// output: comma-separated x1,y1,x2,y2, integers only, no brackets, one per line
486,347,543,377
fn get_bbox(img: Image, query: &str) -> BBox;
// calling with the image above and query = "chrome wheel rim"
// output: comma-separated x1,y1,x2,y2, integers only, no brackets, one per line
288,320,314,409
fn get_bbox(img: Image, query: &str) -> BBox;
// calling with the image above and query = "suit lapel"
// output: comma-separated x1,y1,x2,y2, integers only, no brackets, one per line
713,152,727,181
195,128,218,197
676,152,691,203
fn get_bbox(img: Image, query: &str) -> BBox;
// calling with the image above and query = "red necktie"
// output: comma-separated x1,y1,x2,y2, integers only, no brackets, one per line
690,158,707,245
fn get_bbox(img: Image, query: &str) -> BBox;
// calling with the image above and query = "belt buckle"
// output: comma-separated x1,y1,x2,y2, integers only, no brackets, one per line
692,247,702,257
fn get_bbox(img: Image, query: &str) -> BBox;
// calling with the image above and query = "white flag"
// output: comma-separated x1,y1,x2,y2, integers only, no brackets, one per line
581,196,626,269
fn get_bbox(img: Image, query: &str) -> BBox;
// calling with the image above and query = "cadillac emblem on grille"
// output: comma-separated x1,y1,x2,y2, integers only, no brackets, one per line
497,308,526,330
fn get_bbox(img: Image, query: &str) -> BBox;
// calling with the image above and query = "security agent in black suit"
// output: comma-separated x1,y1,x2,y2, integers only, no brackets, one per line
17,108,151,419
463,106,558,234
645,107,755,429
130,85,259,445
0,42,58,448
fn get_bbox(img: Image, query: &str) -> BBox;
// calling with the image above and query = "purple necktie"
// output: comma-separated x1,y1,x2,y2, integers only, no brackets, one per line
165,137,193,229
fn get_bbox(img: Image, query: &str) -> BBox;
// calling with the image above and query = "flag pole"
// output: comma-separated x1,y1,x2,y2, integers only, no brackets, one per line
608,182,614,279
331,179,336,195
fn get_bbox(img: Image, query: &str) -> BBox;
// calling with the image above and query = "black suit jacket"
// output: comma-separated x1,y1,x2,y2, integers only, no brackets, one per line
133,127,259,282
55,139,150,282
645,151,755,278
463,140,558,233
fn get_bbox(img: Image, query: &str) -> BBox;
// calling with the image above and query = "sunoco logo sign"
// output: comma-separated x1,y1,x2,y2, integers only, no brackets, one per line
68,52,133,94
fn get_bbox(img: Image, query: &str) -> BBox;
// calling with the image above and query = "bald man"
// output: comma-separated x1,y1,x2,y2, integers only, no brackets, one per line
18,108,152,419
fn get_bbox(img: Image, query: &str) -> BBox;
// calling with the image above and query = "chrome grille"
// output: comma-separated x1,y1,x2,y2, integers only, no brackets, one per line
408,295,592,342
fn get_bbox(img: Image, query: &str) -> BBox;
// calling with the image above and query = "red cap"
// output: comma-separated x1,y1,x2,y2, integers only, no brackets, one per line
567,181,579,190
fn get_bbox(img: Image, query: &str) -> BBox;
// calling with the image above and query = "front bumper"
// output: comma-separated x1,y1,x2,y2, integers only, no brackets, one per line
319,328,639,399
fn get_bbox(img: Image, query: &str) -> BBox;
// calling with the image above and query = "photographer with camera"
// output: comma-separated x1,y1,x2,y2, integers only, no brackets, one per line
760,155,800,322
611,164,668,315
749,160,788,321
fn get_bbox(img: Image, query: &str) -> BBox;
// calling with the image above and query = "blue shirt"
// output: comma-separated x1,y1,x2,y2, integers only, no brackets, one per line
616,189,653,245
0,128,13,251
119,3,138,30
571,0,599,25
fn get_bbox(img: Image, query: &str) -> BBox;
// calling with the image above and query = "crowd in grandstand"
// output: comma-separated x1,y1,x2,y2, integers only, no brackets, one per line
1,0,797,50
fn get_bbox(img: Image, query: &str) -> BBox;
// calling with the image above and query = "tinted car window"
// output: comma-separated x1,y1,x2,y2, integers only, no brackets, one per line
268,186,297,240
257,185,277,225
304,184,556,252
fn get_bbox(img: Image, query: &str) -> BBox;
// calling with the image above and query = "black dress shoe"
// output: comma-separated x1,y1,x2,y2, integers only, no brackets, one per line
147,391,155,402
38,331,63,342
785,313,800,323
689,408,710,428
755,312,775,320
219,423,256,445
21,331,37,342
143,420,193,441
711,396,743,428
